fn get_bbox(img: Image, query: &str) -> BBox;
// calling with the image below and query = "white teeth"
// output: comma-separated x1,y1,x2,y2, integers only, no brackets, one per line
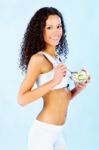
53,38,58,40
50,37,59,40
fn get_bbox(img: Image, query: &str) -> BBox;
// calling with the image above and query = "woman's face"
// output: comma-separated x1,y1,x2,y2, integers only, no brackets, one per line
43,15,63,49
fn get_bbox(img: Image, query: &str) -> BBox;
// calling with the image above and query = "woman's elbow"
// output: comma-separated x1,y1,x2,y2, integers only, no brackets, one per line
17,94,26,106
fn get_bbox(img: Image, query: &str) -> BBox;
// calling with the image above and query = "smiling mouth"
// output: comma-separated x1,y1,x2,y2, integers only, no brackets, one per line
50,37,60,40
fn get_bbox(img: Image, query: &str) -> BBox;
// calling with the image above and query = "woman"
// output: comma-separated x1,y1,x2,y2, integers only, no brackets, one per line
18,7,90,150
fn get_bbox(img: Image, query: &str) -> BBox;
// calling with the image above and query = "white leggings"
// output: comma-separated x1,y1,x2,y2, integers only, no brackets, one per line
28,119,69,150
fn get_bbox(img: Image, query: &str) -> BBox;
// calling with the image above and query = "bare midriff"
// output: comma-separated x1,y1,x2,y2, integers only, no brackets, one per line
36,88,71,125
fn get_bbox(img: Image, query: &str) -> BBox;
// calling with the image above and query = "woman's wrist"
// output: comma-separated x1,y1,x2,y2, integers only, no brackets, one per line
70,86,81,99
50,79,59,87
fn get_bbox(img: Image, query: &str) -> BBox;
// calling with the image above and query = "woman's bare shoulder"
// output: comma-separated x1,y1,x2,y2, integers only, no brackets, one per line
30,52,45,64
26,52,46,74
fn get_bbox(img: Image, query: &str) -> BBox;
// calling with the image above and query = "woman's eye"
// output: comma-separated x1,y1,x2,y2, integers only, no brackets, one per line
47,26,52,30
57,25,62,28
46,25,62,30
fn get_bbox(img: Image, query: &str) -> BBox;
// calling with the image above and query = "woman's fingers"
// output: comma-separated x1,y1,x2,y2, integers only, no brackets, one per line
53,64,67,84
56,64,67,72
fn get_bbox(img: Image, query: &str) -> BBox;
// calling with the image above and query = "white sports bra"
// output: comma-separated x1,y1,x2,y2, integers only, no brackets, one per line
36,51,69,90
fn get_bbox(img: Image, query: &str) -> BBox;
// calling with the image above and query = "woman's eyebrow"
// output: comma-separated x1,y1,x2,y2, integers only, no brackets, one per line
46,23,62,26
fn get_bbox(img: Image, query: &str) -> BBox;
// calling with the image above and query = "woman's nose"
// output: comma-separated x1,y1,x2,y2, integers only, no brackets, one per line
52,29,60,35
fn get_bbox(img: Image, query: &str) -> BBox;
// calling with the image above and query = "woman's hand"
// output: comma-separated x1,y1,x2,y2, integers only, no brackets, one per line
52,63,67,85
70,75,90,100
74,76,90,93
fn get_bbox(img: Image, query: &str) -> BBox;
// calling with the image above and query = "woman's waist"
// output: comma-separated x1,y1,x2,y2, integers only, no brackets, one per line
36,107,67,125
43,95,70,112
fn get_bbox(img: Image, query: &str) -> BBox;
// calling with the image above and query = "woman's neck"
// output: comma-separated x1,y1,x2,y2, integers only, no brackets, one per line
43,46,57,57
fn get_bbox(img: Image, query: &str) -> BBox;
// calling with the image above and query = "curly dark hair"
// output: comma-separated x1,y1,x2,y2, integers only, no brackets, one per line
19,7,68,73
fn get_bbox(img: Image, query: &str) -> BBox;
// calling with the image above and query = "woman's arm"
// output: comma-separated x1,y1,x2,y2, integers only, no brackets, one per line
17,54,55,106
70,80,90,100
18,79,57,106
17,54,66,106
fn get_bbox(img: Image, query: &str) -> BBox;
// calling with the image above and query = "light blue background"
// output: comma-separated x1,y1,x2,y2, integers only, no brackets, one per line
0,0,99,150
